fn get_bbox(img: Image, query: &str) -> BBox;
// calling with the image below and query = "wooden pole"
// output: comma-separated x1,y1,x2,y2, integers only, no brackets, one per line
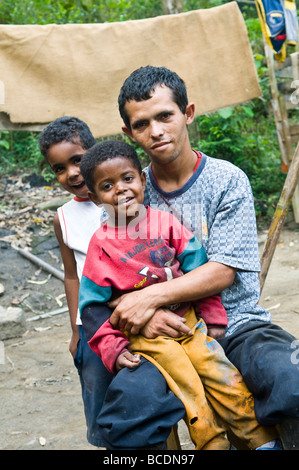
14,247,65,282
260,140,299,292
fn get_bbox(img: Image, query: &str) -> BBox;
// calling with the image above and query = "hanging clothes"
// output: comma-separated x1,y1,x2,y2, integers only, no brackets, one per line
255,0,298,62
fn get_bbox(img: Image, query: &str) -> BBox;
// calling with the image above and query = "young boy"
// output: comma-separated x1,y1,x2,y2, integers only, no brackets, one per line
38,116,114,448
78,139,280,450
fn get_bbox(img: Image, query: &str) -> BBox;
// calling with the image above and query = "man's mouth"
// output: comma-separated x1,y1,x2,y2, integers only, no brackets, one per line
151,141,170,150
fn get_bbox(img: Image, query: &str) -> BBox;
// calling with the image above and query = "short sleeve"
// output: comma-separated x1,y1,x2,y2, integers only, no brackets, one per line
207,171,261,272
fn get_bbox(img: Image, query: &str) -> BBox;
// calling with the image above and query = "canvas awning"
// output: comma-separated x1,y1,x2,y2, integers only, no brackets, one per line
0,2,261,137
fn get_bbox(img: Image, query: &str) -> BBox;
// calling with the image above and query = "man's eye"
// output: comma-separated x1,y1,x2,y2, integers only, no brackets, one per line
134,121,146,130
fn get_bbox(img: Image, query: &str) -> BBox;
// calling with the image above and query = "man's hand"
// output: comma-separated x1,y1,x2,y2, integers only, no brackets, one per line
109,289,159,335
109,290,193,337
140,308,192,339
207,325,226,340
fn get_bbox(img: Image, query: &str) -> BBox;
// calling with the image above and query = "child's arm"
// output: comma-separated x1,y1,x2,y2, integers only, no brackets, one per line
86,317,130,373
53,214,80,357
194,296,227,339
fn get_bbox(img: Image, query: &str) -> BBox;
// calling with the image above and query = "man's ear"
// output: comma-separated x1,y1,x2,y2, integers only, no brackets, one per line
88,191,101,206
122,125,136,142
185,102,195,126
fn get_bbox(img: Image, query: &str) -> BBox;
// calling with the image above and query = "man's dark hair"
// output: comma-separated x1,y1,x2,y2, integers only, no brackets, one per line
80,140,142,193
38,116,95,158
118,66,188,130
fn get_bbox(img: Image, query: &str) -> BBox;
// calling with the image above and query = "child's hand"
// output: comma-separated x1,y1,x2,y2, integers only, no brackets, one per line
207,325,226,339
69,330,80,358
116,350,141,371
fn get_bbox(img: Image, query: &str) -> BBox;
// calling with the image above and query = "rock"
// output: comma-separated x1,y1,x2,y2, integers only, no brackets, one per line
0,283,4,296
22,173,49,188
0,306,26,340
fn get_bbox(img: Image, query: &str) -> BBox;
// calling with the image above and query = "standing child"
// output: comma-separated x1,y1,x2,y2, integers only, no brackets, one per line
79,139,281,450
38,117,114,448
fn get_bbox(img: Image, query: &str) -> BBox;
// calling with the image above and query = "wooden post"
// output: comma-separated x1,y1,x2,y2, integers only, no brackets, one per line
291,52,299,222
260,140,299,292
264,43,292,170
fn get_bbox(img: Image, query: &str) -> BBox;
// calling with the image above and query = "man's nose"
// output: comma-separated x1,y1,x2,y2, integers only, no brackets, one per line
150,121,164,138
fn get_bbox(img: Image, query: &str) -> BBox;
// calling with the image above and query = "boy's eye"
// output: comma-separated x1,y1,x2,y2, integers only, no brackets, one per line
74,156,82,165
103,183,113,191
124,176,133,182
53,166,64,174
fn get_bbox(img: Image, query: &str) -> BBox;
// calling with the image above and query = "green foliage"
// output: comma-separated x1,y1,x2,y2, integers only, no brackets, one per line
0,1,289,222
0,130,54,179
0,0,163,24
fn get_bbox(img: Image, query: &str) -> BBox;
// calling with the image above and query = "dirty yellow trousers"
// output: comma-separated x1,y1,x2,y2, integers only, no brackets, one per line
129,308,277,450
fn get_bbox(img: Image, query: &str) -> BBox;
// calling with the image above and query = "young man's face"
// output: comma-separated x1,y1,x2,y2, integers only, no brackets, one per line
89,156,146,225
47,140,89,198
122,85,194,166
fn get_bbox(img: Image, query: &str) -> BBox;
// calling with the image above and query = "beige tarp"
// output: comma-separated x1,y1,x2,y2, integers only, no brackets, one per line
0,2,261,138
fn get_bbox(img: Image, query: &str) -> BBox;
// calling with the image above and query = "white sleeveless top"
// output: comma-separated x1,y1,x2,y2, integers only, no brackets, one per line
57,197,106,324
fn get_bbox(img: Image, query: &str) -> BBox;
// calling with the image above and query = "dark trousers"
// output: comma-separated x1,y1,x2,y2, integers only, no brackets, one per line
74,326,114,447
81,303,185,449
218,320,299,449
97,357,186,450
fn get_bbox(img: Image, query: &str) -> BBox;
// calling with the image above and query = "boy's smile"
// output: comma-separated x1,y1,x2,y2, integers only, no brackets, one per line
47,140,88,198
89,156,146,225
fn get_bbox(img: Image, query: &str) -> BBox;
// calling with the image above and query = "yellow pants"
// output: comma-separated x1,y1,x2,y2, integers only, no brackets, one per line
129,308,278,450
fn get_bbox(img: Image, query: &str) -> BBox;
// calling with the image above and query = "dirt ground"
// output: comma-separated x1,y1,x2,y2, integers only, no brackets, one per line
0,174,299,451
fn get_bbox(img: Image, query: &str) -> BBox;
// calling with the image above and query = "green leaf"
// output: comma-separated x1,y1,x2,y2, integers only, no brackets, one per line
0,140,10,149
218,107,233,119
242,106,254,117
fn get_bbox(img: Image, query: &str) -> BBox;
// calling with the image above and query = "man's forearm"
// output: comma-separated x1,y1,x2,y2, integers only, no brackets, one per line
109,262,236,334
147,261,236,309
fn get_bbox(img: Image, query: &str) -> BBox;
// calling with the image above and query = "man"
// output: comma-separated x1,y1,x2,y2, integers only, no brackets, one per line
105,65,299,449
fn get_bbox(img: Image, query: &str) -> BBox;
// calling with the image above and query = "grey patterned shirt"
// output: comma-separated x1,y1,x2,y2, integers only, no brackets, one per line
143,152,272,336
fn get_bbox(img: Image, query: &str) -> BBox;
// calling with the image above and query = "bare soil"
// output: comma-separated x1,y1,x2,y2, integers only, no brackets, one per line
0,174,299,450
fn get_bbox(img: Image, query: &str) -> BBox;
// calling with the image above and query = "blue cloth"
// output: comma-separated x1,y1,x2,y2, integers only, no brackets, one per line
97,357,186,449
218,320,299,425
74,326,114,447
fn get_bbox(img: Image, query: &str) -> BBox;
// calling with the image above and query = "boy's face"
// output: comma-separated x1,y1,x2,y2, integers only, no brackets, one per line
47,140,89,198
121,85,194,167
89,156,146,225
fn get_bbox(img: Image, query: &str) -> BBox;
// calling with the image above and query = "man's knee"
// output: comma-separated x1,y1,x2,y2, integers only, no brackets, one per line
97,358,185,449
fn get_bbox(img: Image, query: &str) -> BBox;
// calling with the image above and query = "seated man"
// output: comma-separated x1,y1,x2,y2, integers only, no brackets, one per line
106,65,299,449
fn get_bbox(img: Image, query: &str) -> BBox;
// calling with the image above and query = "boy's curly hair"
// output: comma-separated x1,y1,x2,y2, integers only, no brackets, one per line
38,116,95,158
